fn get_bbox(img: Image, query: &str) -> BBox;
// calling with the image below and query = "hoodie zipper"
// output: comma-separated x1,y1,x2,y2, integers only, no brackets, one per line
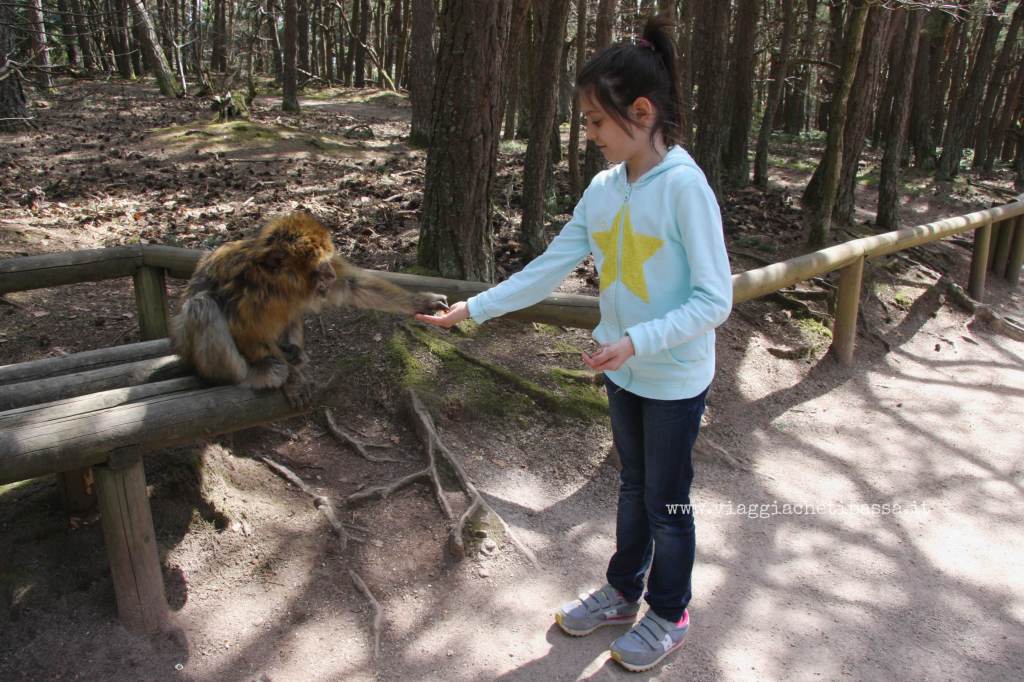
615,180,632,339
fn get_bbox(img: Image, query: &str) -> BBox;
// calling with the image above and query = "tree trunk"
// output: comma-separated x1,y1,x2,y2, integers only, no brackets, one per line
0,2,29,130
676,0,694,147
816,0,845,131
127,0,181,96
283,0,300,111
355,0,369,86
723,0,759,188
582,0,615,185
693,0,731,198
27,0,54,88
908,11,947,171
408,0,436,145
754,0,796,189
937,0,1008,181
784,0,818,134
520,0,572,260
877,11,924,230
56,0,80,67
987,60,1024,172
567,0,587,199
67,0,97,70
418,0,511,281
802,0,869,249
975,1,1024,169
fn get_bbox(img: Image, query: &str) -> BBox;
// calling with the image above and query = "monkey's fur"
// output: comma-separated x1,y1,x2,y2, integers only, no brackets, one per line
170,212,448,407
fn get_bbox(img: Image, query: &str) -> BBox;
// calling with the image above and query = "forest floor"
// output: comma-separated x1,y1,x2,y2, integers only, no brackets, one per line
1,78,1022,681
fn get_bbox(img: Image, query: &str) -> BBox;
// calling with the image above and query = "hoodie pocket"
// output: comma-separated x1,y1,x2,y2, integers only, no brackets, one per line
667,334,710,364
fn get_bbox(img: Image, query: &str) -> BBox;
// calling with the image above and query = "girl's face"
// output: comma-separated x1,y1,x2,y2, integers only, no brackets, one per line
580,94,653,166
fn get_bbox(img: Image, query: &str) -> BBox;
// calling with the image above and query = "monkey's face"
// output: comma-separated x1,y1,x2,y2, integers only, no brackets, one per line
313,258,337,297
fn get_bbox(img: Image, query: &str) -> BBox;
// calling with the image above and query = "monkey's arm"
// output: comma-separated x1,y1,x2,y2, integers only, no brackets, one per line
326,256,448,315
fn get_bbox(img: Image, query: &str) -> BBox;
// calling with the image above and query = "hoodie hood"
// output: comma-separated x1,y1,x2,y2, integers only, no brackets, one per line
611,145,699,190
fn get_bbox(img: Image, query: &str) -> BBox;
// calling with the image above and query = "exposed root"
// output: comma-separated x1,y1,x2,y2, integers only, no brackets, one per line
694,434,755,473
767,291,832,325
349,570,382,660
324,408,404,463
260,455,348,551
940,277,1024,341
403,389,540,568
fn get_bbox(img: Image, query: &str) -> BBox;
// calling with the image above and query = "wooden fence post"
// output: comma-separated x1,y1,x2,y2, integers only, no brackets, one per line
969,222,993,300
94,455,168,633
832,255,864,366
133,266,168,341
988,221,1004,271
1007,217,1024,287
991,216,1016,277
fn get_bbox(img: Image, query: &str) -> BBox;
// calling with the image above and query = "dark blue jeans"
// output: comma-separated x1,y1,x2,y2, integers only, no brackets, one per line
604,376,708,623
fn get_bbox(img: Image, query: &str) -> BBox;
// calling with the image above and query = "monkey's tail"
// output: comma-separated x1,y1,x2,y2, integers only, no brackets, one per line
170,293,252,385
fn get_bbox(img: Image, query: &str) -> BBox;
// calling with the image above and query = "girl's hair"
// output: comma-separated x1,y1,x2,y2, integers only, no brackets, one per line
576,15,682,146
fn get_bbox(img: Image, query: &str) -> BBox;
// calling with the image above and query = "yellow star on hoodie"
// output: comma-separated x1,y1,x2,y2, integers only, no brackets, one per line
591,204,664,304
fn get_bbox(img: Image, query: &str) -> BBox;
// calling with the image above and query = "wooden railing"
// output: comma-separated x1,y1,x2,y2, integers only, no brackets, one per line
2,199,1023,364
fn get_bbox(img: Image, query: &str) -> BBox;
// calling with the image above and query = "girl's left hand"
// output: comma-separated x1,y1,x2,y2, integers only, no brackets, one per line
582,335,635,372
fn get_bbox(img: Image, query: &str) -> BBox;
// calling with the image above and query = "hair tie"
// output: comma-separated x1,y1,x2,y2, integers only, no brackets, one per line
637,38,655,51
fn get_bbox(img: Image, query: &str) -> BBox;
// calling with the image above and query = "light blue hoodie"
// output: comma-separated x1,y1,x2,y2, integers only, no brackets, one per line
468,146,732,400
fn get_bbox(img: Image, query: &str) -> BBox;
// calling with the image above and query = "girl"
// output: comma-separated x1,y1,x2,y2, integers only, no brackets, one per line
417,16,732,673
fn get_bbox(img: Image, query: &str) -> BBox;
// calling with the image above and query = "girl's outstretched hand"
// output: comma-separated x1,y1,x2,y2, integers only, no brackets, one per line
582,335,635,372
415,300,469,328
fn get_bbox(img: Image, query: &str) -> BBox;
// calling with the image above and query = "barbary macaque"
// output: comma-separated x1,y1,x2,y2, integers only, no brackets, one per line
170,212,448,406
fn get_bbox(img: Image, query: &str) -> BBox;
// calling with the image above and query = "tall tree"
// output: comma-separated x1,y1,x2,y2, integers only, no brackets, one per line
127,0,181,96
692,0,731,197
519,0,572,260
784,0,819,133
56,0,80,67
986,59,1024,171
408,0,436,145
298,0,311,73
418,0,512,281
802,0,869,248
582,0,616,185
877,10,925,230
908,10,949,170
0,2,29,130
754,0,796,188
26,0,53,89
937,0,1009,180
974,1,1024,169
567,0,587,199
283,0,301,111
723,0,759,188
355,0,369,86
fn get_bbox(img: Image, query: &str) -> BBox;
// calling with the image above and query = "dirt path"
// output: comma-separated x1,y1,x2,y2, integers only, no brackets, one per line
1,80,1022,681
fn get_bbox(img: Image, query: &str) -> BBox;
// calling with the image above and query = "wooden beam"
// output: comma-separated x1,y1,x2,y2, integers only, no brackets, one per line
969,222,993,301
0,384,305,485
1007,217,1024,287
0,247,142,294
0,355,187,411
991,217,1015,277
832,256,864,366
133,267,169,340
0,339,172,385
94,456,168,633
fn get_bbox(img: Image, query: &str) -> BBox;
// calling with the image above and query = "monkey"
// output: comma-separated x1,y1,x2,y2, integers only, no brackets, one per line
170,212,448,407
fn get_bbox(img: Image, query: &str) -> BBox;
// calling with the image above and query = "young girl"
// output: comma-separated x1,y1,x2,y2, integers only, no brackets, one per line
417,16,732,673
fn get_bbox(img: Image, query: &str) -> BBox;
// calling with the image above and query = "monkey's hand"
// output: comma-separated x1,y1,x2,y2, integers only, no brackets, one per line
279,343,310,368
412,292,449,315
282,367,315,410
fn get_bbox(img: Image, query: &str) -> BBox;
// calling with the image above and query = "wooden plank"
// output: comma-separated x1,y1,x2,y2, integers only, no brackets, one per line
94,457,168,633
140,244,199,279
0,339,172,384
1007,217,1024,287
0,377,203,430
832,256,865,366
0,355,187,411
0,385,304,484
0,247,142,294
133,266,169,340
969,222,993,301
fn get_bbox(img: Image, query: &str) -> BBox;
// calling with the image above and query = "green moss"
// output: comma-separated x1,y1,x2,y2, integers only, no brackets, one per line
893,291,914,309
500,140,528,155
796,317,833,354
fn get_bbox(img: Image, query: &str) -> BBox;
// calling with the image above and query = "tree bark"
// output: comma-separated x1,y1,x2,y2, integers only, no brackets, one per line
127,0,181,96
937,0,1008,181
520,0,572,260
803,0,869,248
283,0,301,111
676,0,694,147
27,0,54,88
784,0,818,134
754,0,796,188
355,0,369,86
877,10,924,230
418,0,511,281
693,0,731,197
0,2,29,130
723,0,759,188
908,10,948,170
56,0,80,67
974,1,1024,169
409,0,436,145
298,0,310,73
567,0,587,199
582,0,615,185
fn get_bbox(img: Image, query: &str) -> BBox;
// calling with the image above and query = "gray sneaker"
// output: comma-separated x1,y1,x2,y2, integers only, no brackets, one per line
555,585,640,636
609,609,690,672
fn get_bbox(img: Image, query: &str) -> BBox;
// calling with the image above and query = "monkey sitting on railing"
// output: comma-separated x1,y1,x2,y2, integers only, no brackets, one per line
170,211,448,407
